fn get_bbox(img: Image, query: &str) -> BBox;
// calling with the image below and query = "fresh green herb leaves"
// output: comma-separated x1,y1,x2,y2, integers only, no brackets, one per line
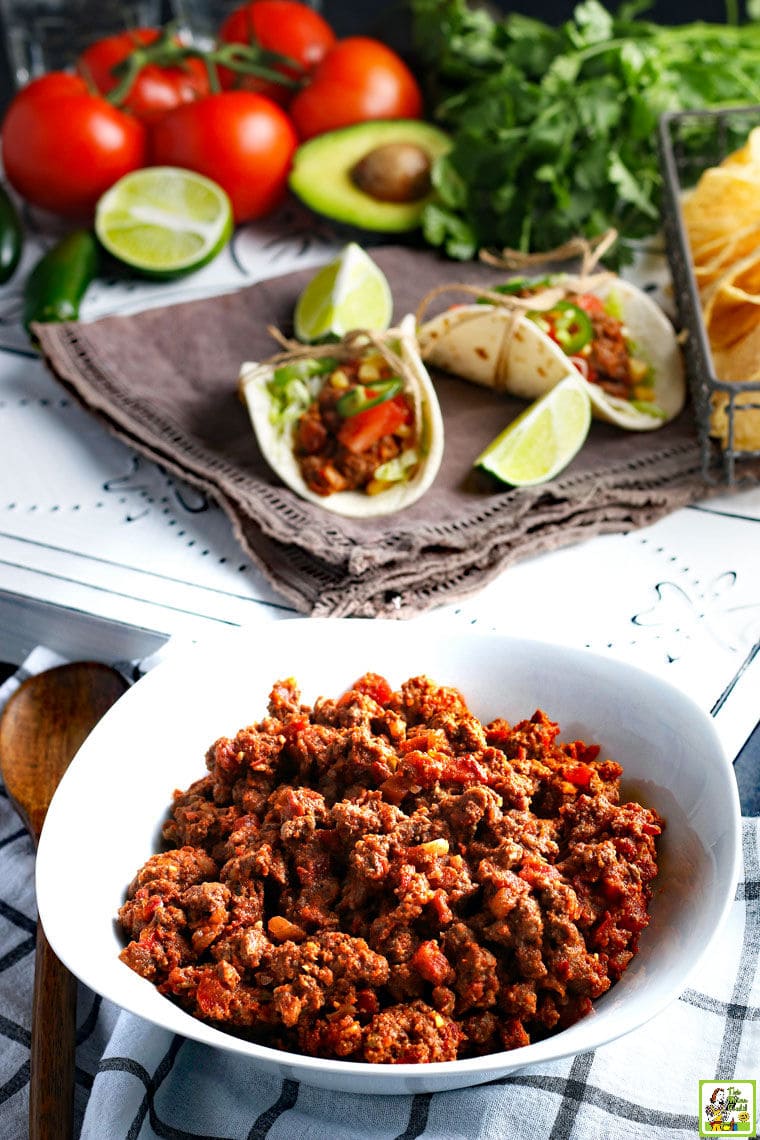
410,0,760,265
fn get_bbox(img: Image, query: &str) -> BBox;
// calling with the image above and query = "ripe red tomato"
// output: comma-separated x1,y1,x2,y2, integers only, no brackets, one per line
337,394,409,454
1,73,147,217
218,0,336,103
10,71,85,104
77,28,210,125
149,91,297,222
289,37,423,140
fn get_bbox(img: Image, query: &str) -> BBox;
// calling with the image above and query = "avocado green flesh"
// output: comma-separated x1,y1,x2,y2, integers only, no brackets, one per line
288,119,451,233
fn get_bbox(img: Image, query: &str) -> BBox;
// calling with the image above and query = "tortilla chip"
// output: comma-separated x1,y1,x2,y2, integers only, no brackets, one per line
710,389,760,449
711,322,760,383
681,124,760,451
700,243,760,352
704,288,760,352
682,168,760,250
709,318,760,450
691,225,760,289
721,125,760,167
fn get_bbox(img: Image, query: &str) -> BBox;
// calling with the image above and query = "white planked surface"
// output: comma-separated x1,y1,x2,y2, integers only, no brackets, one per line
1,198,758,759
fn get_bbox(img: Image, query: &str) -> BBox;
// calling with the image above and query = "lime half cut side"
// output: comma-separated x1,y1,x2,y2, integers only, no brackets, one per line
476,372,592,486
293,242,393,343
94,166,233,279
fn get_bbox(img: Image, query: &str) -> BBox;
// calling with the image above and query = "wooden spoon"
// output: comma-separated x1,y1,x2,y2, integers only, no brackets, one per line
0,662,128,1140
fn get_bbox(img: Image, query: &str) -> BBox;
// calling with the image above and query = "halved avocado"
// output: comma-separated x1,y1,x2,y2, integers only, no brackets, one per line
288,119,452,234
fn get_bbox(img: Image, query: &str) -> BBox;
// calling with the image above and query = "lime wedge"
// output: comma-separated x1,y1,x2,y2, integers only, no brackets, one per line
293,242,393,342
94,166,233,279
476,373,592,486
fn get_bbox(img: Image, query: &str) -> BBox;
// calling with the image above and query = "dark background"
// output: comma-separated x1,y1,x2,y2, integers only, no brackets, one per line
309,0,751,36
0,0,757,810
0,0,753,105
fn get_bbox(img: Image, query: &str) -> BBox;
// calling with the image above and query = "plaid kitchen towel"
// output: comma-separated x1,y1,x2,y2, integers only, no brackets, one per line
0,650,758,1140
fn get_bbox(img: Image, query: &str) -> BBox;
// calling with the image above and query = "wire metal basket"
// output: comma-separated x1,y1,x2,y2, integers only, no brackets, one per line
658,105,760,485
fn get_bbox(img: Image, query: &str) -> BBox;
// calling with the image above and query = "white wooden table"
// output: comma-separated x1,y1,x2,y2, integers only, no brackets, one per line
1,199,758,768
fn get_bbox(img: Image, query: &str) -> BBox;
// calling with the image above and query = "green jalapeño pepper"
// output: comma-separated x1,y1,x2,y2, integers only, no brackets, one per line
270,356,339,389
493,275,555,296
0,184,23,285
528,300,592,355
336,376,403,418
23,229,99,338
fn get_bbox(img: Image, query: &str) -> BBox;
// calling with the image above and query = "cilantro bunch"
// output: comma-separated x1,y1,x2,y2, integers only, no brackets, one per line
410,0,760,264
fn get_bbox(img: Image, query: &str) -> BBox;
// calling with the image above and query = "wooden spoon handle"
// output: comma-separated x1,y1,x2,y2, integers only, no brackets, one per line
30,920,77,1140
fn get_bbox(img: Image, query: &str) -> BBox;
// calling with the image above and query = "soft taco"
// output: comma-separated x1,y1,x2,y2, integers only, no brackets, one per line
416,274,686,431
238,314,444,517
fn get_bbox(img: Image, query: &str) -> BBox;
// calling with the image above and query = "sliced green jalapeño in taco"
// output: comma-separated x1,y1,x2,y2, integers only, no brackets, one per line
418,274,686,432
238,314,444,517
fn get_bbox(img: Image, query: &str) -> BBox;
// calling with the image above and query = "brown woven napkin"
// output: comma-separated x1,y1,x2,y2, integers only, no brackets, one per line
35,245,712,617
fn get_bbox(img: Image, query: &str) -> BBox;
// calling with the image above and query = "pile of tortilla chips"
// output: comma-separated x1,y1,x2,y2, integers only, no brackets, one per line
681,127,760,450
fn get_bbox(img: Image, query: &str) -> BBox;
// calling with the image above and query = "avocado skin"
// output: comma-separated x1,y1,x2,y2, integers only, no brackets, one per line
288,119,451,234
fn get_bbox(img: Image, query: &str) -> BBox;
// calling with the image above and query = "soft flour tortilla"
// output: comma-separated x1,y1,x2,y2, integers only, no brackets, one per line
239,314,444,517
417,275,686,431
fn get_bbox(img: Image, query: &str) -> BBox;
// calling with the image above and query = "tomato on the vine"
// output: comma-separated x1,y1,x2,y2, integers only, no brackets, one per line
289,37,423,140
10,71,85,104
1,73,147,217
77,28,210,125
217,0,336,104
150,91,297,222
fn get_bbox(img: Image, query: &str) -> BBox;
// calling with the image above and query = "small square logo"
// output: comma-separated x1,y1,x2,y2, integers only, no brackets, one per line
699,1080,757,1136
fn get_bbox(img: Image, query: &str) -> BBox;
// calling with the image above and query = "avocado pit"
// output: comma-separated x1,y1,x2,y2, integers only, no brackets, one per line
287,119,451,233
350,142,433,204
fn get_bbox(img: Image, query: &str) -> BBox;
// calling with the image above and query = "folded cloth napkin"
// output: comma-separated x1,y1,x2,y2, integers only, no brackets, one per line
1,650,758,1139
32,246,727,618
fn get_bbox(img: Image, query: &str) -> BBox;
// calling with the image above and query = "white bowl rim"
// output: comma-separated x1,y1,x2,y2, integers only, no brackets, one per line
35,620,742,1089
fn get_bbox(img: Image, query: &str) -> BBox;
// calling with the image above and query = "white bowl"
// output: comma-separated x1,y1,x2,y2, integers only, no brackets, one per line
36,620,741,1095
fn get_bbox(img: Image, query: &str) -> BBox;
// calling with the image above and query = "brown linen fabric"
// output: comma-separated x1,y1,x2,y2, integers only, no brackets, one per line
34,245,714,617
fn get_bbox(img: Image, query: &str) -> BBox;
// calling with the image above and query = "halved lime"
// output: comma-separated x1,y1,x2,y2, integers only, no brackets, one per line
476,372,592,486
293,242,393,343
94,166,233,279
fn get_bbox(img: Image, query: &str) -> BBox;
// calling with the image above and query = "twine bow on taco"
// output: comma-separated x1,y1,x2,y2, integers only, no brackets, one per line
416,228,687,432
478,227,620,276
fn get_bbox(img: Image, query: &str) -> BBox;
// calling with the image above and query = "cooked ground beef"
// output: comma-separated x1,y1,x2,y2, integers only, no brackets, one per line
118,673,663,1064
293,355,414,497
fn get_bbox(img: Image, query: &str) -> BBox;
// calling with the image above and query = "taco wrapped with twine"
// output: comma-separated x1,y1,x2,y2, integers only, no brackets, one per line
416,271,686,432
238,314,444,517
